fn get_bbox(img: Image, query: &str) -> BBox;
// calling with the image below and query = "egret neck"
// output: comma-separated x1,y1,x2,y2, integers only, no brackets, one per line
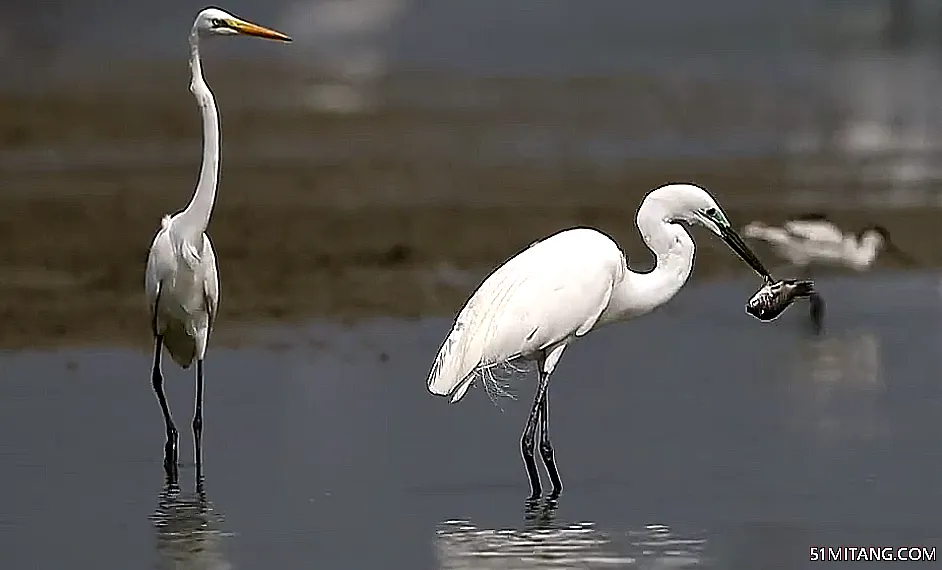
846,235,880,268
176,29,220,242
601,201,695,324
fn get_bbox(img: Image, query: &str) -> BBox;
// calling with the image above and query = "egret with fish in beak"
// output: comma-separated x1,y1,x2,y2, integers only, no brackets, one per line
424,183,801,502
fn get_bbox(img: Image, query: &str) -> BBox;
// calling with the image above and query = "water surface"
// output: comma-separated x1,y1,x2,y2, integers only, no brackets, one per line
2,272,942,568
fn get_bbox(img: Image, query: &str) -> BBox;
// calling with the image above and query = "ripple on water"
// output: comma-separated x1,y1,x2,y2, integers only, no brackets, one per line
150,483,234,570
434,519,706,569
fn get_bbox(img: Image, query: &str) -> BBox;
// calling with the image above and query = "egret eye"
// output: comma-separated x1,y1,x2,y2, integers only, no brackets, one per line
211,18,225,28
705,207,717,217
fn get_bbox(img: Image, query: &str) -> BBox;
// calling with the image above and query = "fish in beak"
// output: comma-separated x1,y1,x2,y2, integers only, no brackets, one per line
885,241,918,267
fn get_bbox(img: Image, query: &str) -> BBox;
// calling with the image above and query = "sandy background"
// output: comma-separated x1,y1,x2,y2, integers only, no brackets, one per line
1,68,938,349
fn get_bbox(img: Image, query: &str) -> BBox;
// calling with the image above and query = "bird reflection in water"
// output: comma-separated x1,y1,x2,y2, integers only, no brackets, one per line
788,330,889,443
150,475,232,570
434,514,706,570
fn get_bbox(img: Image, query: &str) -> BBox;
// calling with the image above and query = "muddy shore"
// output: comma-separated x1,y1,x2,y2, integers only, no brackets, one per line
1,71,938,349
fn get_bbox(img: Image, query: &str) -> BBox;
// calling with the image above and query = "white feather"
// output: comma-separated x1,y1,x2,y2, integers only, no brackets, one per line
144,7,284,372
145,216,219,369
427,228,625,402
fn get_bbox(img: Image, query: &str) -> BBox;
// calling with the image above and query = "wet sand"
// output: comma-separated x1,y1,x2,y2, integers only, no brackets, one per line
6,160,940,350
2,71,940,349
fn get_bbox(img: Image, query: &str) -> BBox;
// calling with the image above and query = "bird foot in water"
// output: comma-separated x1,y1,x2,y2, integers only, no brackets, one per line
524,496,559,527
163,429,179,477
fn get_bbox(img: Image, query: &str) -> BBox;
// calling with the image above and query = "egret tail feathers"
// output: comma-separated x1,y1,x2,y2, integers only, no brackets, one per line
427,313,524,405
162,320,197,369
427,288,491,398
428,252,554,403
428,320,468,396
479,360,522,410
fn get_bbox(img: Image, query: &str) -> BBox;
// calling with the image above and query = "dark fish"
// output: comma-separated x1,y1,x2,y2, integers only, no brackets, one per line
745,278,815,322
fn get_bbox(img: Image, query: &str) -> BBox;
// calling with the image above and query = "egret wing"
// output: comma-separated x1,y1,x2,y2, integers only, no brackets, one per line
145,219,175,335
200,234,220,330
476,247,617,360
428,228,623,398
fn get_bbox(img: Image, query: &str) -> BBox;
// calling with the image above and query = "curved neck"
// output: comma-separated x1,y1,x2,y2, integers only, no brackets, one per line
602,199,695,323
847,236,880,266
177,31,220,238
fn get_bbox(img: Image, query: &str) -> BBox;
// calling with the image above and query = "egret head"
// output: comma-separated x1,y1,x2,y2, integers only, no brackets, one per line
192,7,292,42
648,183,772,279
857,224,889,248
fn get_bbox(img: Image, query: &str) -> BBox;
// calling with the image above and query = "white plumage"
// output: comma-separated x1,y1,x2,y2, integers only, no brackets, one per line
426,183,774,499
428,228,625,403
145,215,219,368
143,7,291,482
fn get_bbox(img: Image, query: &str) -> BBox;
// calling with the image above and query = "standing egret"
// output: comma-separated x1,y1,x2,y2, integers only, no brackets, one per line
144,8,291,479
743,214,916,332
426,183,774,500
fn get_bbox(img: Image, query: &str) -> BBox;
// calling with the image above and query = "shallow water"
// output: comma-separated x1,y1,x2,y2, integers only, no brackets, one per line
3,272,942,569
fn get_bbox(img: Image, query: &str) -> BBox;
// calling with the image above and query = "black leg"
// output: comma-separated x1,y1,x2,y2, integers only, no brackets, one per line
797,266,824,334
152,335,178,479
538,392,562,498
194,359,205,486
520,365,553,500
520,394,542,500
810,292,825,335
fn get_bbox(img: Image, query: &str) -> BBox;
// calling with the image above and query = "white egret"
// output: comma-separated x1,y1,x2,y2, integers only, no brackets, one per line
426,183,774,500
144,8,291,478
743,214,915,332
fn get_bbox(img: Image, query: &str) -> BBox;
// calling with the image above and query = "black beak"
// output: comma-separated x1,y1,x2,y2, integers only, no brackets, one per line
719,225,772,280
886,241,918,267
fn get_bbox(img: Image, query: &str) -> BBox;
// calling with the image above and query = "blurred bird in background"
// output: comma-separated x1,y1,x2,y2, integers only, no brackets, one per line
743,213,917,333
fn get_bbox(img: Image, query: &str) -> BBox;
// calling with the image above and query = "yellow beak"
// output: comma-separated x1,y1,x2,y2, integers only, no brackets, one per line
227,18,292,42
